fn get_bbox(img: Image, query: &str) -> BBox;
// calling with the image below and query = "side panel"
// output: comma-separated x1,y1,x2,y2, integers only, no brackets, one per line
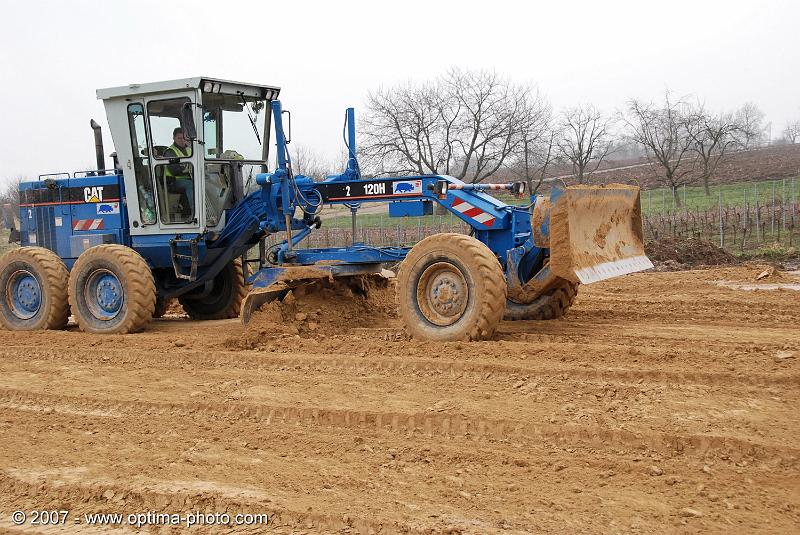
67,175,129,259
130,233,204,270
18,175,129,261
19,179,72,258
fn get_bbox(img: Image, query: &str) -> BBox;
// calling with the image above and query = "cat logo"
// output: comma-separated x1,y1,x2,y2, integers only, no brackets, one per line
84,186,104,203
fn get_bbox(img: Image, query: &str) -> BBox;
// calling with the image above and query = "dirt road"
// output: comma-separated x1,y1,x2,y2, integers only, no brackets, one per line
1,266,798,534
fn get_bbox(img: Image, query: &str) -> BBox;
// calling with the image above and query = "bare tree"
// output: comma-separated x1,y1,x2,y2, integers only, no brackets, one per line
557,105,615,183
291,145,330,181
783,120,800,144
623,92,699,206
734,102,766,149
687,106,740,195
361,68,548,183
0,177,23,234
510,106,559,196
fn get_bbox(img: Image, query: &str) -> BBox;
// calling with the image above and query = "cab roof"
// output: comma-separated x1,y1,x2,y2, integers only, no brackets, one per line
96,77,281,101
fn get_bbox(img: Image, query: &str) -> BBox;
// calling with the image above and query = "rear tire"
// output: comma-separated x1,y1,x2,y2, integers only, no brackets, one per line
68,244,156,334
398,233,506,341
0,247,70,330
153,297,173,319
179,259,247,320
504,277,579,321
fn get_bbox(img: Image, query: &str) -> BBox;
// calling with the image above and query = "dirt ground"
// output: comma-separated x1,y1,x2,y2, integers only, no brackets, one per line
0,265,798,534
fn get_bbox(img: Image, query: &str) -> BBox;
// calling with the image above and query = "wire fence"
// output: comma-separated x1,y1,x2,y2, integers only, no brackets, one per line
643,178,799,250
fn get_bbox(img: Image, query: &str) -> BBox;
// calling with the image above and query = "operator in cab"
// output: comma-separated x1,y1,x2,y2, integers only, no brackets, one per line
164,127,194,218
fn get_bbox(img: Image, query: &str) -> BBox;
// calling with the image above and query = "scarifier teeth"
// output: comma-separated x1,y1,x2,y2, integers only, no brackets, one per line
573,255,654,284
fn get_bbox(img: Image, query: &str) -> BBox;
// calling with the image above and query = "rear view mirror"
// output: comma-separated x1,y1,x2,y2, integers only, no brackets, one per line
181,103,197,140
282,110,291,144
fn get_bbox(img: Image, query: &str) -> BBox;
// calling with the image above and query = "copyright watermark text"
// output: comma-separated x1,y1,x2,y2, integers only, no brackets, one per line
9,510,270,528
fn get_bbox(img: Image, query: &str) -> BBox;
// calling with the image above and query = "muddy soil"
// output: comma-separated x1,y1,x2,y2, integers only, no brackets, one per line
234,276,397,347
645,237,739,270
0,266,798,534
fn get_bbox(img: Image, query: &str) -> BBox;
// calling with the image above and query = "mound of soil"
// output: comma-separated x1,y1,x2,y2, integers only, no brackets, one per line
645,237,738,270
231,275,397,349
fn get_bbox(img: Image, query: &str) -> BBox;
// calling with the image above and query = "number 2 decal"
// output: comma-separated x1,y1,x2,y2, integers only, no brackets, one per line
345,186,351,197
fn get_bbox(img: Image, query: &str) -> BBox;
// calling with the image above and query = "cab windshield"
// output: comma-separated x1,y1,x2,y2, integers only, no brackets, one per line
202,93,266,161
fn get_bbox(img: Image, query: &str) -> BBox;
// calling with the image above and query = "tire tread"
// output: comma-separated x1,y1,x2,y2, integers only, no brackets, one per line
0,247,70,330
398,233,507,341
504,278,579,321
68,244,156,334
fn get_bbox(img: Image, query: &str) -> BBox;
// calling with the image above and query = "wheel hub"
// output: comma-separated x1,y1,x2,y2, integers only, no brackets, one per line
6,270,41,320
417,262,469,326
84,269,123,320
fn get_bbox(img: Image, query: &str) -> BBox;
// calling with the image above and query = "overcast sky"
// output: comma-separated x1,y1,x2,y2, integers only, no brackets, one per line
0,0,797,187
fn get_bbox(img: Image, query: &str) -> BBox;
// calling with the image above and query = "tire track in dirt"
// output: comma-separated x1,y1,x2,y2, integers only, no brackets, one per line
1,388,795,462
1,346,796,389
1,266,798,533
4,406,797,534
0,470,419,535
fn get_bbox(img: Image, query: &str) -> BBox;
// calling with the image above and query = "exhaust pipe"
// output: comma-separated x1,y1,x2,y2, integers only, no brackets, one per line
90,119,106,176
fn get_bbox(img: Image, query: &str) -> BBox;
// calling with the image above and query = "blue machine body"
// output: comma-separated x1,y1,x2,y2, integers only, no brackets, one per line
19,173,129,269
17,99,548,301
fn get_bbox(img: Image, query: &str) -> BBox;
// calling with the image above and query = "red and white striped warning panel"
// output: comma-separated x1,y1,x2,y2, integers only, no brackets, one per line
72,219,105,231
451,198,496,227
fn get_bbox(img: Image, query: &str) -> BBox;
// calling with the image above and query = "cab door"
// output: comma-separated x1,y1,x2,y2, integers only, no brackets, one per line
143,93,202,232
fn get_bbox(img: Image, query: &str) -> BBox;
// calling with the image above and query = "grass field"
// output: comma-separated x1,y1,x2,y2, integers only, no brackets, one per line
641,178,799,214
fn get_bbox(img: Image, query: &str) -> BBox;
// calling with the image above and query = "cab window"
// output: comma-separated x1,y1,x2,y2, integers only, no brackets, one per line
127,104,156,225
147,98,194,159
202,93,266,160
204,162,233,226
153,163,195,224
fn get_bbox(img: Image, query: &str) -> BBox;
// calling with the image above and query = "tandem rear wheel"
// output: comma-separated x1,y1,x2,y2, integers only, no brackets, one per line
0,247,71,331
398,233,507,341
68,244,156,334
178,258,248,320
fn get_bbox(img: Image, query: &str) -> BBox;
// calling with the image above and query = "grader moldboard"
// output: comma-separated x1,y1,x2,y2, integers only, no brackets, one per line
1,77,652,340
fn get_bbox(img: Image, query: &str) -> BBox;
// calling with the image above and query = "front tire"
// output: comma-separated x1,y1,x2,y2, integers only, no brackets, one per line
178,259,247,320
0,247,70,330
68,244,156,334
504,277,579,321
398,233,507,341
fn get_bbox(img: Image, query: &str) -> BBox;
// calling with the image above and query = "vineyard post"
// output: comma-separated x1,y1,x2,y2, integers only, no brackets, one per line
782,177,787,232
719,190,724,248
771,180,776,235
754,182,760,243
792,177,797,243
743,188,748,249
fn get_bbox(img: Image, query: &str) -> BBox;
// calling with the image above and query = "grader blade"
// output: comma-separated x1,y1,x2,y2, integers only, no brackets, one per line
547,184,653,284
240,284,291,324
240,264,386,324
